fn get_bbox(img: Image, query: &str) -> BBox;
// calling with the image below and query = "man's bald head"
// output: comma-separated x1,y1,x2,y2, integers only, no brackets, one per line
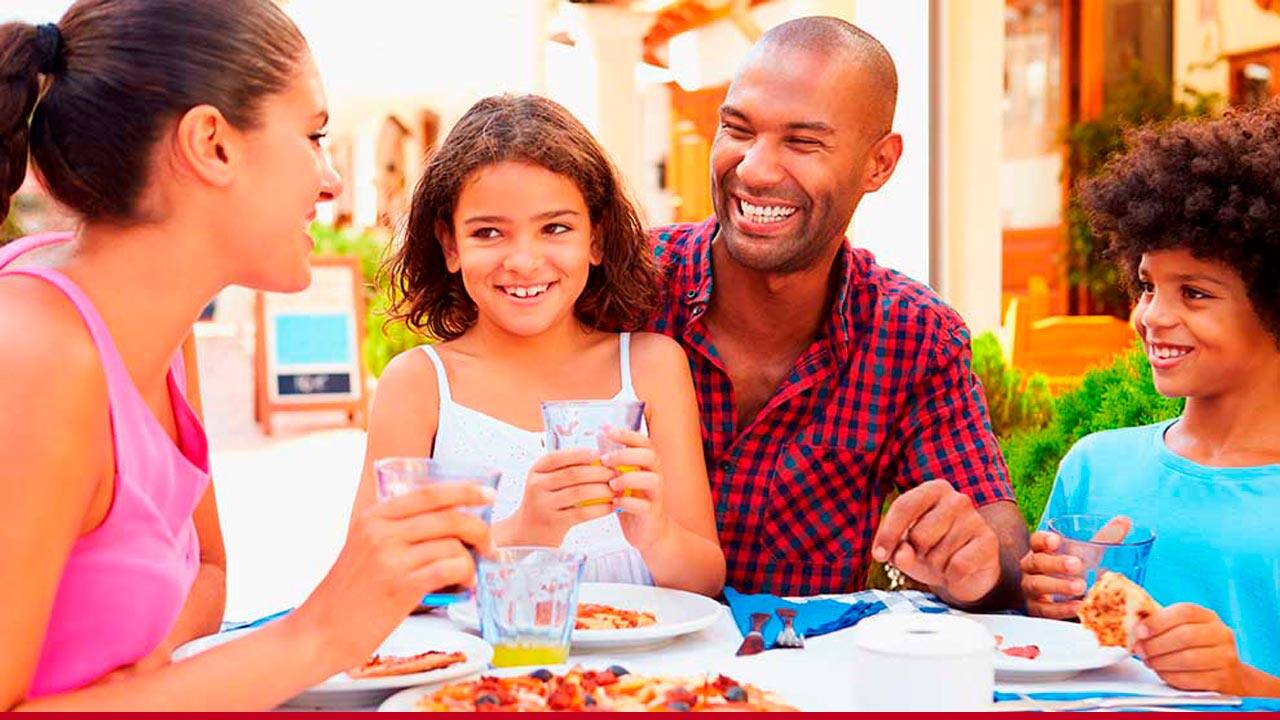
745,16,898,137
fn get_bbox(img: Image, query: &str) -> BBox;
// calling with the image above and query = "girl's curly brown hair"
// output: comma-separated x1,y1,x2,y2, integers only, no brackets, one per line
385,94,658,341
1079,101,1280,344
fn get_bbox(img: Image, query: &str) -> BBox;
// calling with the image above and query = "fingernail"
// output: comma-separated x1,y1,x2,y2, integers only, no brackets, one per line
1066,557,1081,572
1135,623,1149,639
872,546,887,562
1072,580,1086,594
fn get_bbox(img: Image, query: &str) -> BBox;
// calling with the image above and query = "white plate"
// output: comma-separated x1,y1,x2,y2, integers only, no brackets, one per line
172,620,493,709
447,582,724,649
966,614,1129,681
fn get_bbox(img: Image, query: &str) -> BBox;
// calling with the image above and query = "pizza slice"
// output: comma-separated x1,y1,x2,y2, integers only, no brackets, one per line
346,650,466,679
1077,571,1160,649
575,603,658,630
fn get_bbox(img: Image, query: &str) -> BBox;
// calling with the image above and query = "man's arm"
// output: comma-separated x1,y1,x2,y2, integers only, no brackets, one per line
873,322,1027,610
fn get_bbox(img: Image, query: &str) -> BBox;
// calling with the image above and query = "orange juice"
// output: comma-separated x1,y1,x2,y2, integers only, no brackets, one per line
576,489,642,508
491,642,570,667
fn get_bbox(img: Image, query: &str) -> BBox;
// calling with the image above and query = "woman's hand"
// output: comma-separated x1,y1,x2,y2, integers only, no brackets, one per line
292,482,494,672
1136,604,1249,695
601,428,673,551
494,448,615,547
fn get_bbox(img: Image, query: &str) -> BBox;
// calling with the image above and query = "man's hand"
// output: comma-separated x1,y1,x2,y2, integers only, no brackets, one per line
871,479,1001,604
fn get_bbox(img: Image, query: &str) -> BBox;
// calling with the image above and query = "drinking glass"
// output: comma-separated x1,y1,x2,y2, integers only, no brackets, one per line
374,457,502,605
477,546,586,667
541,400,644,506
1046,513,1156,601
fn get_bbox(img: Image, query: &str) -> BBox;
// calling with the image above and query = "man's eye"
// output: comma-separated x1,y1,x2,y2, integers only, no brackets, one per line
720,122,751,138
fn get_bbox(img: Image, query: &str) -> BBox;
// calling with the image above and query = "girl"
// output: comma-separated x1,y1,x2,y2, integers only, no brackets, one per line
0,0,490,709
354,95,725,596
1020,103,1280,697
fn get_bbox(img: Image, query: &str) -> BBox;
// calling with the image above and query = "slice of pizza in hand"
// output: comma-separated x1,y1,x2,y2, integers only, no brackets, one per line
1078,571,1161,649
346,650,466,679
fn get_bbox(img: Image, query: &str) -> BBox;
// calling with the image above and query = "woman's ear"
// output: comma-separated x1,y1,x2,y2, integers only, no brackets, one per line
173,104,237,189
438,220,461,273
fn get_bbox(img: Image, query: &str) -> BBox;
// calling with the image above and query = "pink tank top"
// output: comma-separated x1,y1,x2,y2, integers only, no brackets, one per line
0,233,210,697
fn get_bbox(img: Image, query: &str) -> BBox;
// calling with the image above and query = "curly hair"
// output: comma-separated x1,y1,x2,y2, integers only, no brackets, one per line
1079,101,1280,344
385,95,658,341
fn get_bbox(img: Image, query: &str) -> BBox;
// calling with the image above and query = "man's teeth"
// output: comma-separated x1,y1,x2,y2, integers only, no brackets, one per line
1149,345,1192,360
503,283,550,299
740,199,798,224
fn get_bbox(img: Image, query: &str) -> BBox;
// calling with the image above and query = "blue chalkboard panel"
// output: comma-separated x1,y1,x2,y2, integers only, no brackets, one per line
276,372,354,397
272,313,353,366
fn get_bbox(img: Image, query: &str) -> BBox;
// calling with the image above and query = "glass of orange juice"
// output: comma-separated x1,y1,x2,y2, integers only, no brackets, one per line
541,400,645,507
477,547,585,667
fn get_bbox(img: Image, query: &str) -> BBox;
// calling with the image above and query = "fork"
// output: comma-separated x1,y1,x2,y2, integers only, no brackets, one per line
773,608,804,649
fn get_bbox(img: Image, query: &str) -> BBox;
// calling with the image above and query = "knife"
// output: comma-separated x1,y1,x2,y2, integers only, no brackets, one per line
735,612,771,656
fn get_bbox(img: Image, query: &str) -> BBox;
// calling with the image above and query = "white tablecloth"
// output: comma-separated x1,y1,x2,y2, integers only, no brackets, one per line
316,598,1179,712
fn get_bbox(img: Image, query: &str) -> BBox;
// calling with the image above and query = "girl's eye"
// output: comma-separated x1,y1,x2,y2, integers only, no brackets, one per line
544,223,571,235
471,227,501,239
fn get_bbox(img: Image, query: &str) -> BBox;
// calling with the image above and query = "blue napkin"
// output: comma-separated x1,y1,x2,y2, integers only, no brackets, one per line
724,587,886,650
993,691,1280,712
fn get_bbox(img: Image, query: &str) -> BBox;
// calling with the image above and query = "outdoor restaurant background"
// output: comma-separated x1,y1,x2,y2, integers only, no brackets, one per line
3,0,1278,622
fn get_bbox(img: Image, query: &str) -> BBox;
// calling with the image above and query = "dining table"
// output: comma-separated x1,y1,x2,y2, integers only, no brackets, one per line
242,589,1268,712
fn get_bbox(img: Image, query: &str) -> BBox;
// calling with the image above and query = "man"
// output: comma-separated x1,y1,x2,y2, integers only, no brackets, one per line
648,17,1028,607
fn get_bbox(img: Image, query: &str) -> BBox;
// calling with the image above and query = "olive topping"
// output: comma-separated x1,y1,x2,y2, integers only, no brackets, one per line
528,668,554,681
607,664,629,676
724,685,748,703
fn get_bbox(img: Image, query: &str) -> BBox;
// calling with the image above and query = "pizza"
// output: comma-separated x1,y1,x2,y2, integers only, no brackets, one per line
347,650,467,679
1078,571,1161,649
416,665,797,712
575,603,658,630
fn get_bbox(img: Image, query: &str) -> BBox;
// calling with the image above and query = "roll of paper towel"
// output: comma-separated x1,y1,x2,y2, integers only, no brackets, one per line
852,613,995,711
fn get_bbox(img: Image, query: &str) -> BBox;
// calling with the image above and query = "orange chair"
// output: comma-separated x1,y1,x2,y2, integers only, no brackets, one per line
1000,276,1135,392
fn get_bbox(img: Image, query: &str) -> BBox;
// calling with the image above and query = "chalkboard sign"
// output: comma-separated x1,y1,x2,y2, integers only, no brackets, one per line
254,256,368,434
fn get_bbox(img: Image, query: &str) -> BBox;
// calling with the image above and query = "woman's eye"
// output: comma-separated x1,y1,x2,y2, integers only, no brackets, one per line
308,130,328,146
471,227,501,240
544,223,571,235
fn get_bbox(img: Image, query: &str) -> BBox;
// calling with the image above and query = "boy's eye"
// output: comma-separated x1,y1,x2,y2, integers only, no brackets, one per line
1183,285,1211,300
1137,280,1155,294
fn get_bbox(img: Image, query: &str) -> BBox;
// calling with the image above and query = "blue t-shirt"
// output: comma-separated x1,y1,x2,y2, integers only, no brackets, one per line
1042,419,1280,676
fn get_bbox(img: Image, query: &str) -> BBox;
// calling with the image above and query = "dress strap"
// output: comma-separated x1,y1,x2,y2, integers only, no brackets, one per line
418,344,453,403
618,332,637,399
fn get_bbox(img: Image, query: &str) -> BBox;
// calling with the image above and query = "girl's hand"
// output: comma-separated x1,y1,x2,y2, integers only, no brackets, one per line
1136,604,1248,695
1019,531,1087,619
601,428,673,551
293,483,494,671
497,448,615,547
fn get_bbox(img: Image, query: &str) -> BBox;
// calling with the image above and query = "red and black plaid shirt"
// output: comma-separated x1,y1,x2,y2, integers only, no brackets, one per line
647,218,1013,596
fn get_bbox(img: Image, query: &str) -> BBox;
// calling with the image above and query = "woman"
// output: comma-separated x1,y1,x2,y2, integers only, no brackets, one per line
0,0,490,709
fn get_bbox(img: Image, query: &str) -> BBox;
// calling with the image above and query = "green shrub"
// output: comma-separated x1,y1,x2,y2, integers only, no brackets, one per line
1001,344,1183,528
309,223,429,377
971,332,1054,439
